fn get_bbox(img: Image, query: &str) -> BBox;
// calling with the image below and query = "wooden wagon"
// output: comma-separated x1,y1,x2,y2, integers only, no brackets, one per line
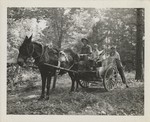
44,54,119,92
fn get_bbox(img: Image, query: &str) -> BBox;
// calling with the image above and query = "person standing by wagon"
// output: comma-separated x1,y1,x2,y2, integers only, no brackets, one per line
109,45,129,88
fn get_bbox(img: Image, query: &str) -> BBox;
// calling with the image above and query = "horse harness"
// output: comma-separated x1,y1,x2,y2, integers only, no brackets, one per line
30,43,75,73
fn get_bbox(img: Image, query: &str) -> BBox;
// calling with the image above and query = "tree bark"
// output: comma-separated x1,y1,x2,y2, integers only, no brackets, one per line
135,8,144,81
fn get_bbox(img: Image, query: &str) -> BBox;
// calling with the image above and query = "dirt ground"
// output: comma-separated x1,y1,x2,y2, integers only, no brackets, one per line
7,71,144,115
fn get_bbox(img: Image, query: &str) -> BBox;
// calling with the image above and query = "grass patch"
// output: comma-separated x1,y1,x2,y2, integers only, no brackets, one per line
7,71,144,115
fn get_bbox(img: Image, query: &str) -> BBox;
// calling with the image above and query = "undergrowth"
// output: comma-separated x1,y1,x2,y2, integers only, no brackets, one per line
7,70,144,115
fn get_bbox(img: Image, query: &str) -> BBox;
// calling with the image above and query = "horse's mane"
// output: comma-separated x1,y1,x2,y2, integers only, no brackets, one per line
63,48,79,62
64,48,77,56
38,44,60,64
32,42,43,48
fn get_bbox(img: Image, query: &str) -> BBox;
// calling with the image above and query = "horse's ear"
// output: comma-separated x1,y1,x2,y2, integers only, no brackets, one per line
29,34,33,41
25,36,28,40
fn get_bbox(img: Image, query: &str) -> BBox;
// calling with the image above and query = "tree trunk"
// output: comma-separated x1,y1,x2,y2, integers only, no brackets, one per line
135,8,144,81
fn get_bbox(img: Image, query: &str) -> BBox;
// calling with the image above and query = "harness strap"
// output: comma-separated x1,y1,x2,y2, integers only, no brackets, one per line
56,61,61,74
33,44,44,66
28,44,35,57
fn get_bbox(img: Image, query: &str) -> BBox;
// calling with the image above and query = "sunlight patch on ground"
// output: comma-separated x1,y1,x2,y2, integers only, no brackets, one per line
25,95,39,99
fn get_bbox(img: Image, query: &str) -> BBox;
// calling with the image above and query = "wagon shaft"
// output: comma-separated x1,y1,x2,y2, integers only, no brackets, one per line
44,63,77,73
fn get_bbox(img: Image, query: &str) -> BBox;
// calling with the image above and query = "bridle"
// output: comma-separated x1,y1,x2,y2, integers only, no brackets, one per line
28,43,44,59
58,51,76,70
28,44,35,58
25,43,44,66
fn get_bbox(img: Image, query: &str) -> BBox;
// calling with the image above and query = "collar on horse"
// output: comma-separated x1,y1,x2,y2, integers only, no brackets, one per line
59,51,69,62
58,50,76,70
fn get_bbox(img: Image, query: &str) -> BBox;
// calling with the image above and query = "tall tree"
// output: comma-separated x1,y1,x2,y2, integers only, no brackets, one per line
135,8,144,81
88,8,137,71
42,8,75,48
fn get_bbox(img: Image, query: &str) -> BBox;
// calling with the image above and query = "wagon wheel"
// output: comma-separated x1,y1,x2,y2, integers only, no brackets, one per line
78,79,89,88
103,65,118,91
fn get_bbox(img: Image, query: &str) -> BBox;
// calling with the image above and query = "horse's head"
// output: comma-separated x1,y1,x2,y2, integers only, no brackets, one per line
17,35,33,67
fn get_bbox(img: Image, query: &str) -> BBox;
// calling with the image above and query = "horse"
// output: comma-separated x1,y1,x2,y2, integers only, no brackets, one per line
58,48,79,92
17,35,79,100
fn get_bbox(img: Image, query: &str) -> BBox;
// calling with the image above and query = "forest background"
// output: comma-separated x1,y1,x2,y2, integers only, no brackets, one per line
7,8,144,74
4,7,146,116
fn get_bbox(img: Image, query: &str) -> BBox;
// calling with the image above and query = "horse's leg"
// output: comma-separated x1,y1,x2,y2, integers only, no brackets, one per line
52,61,60,89
52,71,57,89
46,73,52,100
39,69,47,100
75,78,79,92
68,73,75,92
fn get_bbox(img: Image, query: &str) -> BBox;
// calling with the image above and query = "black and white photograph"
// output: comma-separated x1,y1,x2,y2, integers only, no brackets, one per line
1,0,150,122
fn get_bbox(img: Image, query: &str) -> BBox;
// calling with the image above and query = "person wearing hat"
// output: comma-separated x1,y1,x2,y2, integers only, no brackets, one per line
99,44,108,61
109,45,120,59
79,38,93,71
80,38,92,55
109,45,129,88
92,43,100,61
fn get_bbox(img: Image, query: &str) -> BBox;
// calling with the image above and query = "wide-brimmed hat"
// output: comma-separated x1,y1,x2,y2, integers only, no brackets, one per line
81,38,89,43
94,44,98,47
110,45,117,49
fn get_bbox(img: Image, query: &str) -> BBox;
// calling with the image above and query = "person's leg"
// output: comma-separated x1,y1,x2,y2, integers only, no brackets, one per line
116,59,129,88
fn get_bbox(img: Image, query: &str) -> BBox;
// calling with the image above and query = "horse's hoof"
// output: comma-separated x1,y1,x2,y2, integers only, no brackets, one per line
45,96,49,100
75,89,79,92
69,91,73,94
38,95,45,101
38,98,43,101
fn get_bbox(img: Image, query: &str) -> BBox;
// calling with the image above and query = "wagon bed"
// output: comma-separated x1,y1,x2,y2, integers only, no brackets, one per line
44,57,119,92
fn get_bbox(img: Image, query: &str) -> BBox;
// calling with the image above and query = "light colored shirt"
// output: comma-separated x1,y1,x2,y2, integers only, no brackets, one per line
99,49,107,60
92,49,100,59
110,51,120,60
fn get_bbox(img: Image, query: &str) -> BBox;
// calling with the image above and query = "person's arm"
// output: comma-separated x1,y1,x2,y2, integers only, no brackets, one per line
116,52,121,60
87,45,92,54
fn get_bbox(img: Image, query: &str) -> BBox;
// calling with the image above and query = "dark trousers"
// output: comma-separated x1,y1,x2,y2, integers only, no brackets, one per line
116,59,126,84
